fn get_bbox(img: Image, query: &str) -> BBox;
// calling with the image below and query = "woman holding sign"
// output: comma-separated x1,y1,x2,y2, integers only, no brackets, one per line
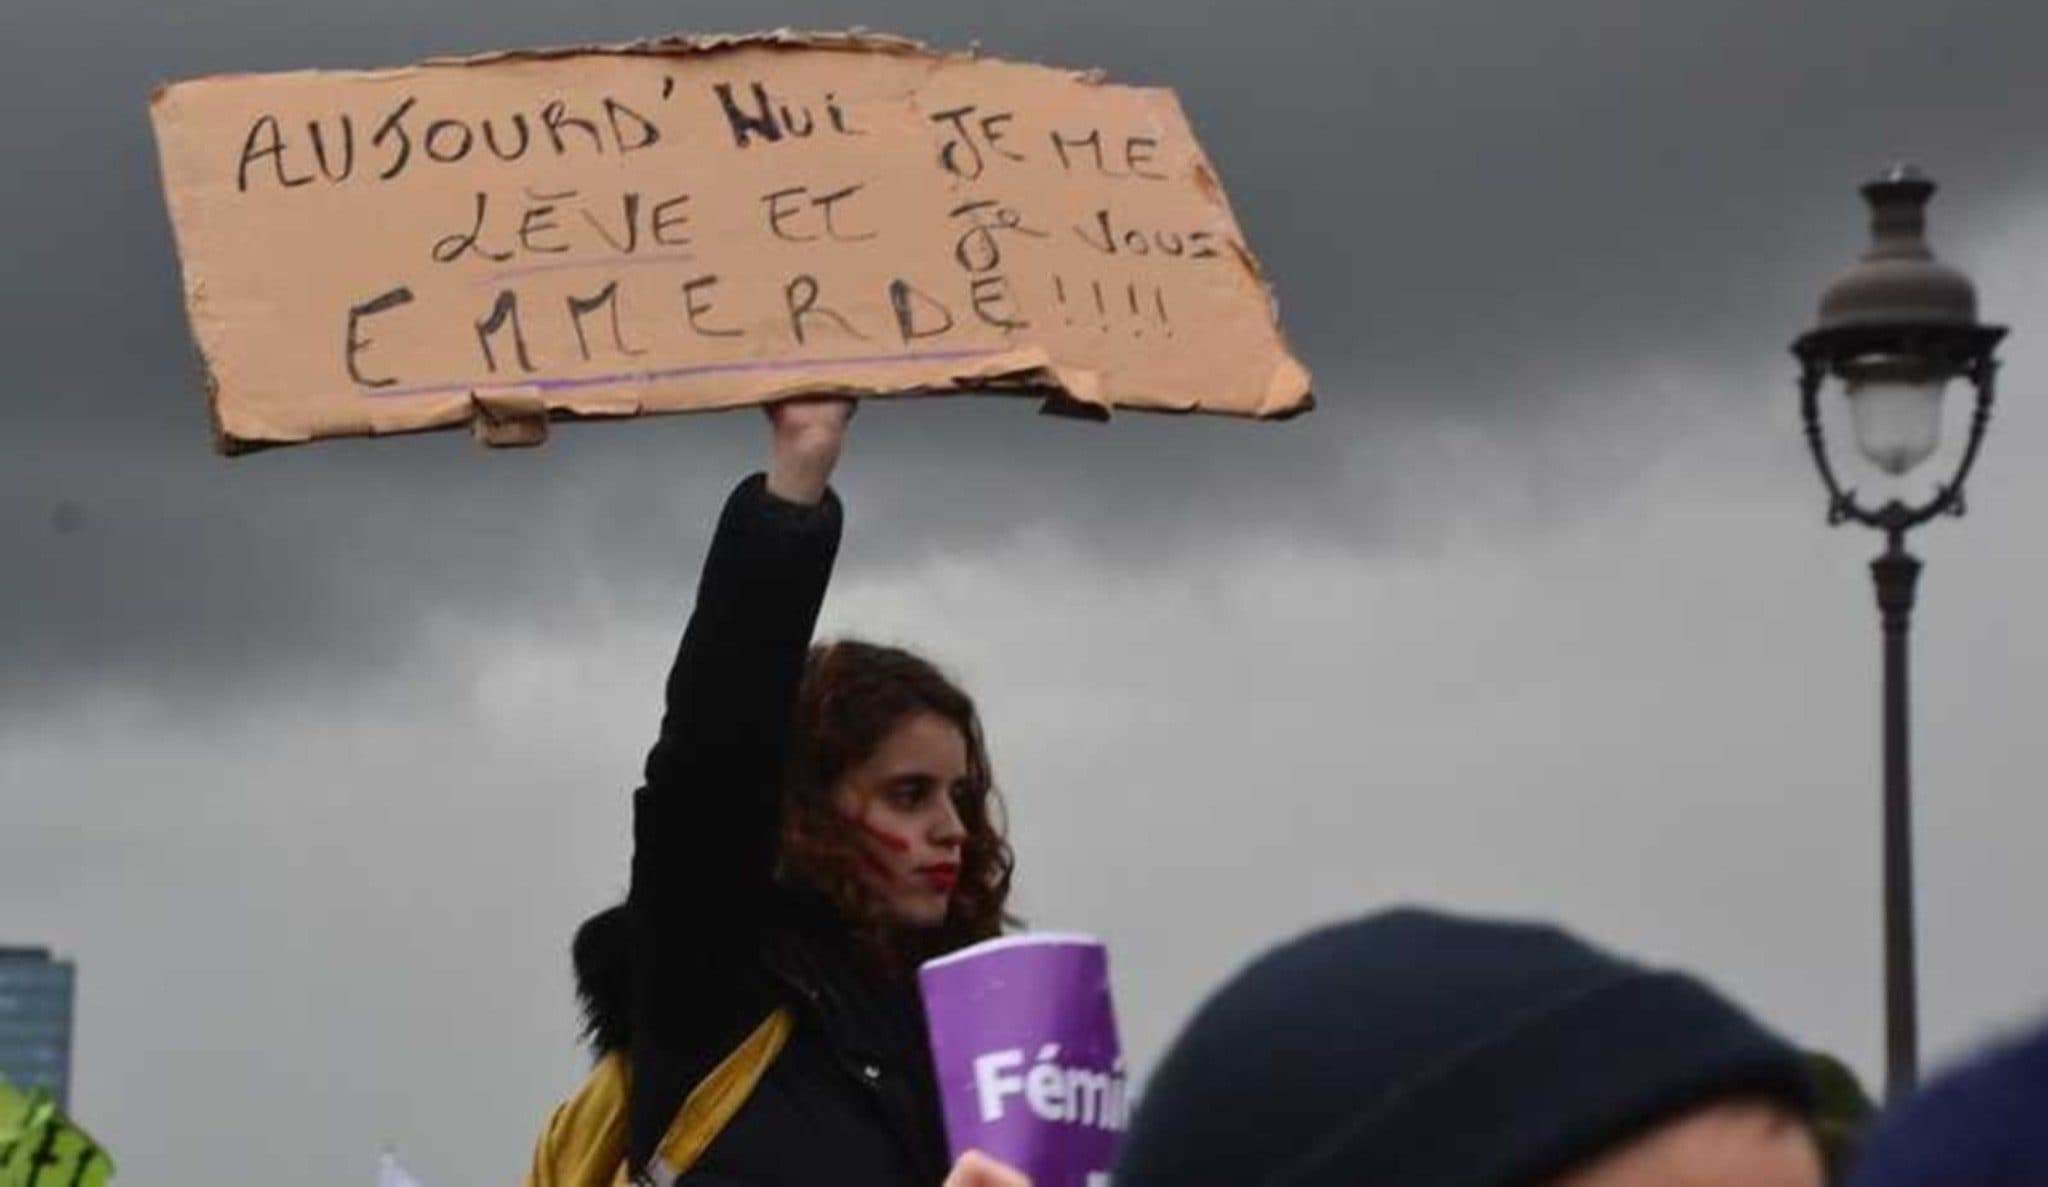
527,398,1024,1187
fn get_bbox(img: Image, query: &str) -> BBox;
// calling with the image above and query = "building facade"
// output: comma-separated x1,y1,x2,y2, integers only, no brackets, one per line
0,947,75,1109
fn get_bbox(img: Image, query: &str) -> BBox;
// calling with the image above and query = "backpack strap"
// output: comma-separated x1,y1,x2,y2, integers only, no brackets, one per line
642,1007,795,1184
524,1008,794,1187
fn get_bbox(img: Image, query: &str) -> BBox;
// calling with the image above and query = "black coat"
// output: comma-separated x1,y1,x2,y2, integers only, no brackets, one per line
574,474,951,1187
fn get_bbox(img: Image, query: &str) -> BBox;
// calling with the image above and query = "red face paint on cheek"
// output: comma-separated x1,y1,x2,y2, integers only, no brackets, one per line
848,819,913,886
856,820,912,854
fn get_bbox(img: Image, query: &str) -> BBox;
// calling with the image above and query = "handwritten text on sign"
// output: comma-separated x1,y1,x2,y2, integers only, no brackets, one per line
150,34,1311,452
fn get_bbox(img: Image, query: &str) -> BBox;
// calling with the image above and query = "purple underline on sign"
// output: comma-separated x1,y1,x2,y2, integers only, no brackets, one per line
360,347,1014,401
473,251,698,285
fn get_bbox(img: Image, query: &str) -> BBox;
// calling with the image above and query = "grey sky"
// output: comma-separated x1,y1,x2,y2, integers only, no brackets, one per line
4,1,2048,1185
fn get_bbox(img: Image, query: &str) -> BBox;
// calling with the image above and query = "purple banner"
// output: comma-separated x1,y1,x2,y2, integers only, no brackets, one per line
920,934,1126,1187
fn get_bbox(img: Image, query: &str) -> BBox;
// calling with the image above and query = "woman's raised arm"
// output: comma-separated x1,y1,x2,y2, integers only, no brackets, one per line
625,398,854,1110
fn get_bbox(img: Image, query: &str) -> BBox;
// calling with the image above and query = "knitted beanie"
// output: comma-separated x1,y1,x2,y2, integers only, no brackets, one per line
1847,1020,2048,1187
1114,908,1814,1187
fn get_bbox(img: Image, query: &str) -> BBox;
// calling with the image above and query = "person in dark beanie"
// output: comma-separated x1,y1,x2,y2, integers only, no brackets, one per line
1846,1018,2048,1187
1114,907,1823,1187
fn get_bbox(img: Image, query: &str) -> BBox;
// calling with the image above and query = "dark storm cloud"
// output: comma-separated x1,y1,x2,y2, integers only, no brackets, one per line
5,0,2046,709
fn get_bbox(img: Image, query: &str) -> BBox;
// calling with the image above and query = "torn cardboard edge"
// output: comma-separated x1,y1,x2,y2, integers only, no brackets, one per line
429,28,1117,87
470,388,550,448
151,28,1113,101
214,373,1148,457
206,334,1309,455
212,373,1310,455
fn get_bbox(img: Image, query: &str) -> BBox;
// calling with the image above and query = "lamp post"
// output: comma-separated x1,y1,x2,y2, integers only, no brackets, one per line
1792,165,2006,1103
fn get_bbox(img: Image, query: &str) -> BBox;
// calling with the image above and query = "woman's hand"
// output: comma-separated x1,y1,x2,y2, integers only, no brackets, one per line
943,1150,1032,1187
763,396,856,506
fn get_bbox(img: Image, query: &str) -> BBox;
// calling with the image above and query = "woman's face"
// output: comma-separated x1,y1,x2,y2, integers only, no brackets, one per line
831,710,971,929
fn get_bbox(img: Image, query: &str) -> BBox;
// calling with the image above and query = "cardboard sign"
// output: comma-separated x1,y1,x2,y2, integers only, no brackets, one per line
148,31,1313,454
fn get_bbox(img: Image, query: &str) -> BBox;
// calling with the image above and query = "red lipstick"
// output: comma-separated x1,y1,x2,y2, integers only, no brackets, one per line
920,863,960,892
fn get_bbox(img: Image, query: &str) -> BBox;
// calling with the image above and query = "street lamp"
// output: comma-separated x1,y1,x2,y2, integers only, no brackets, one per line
1792,165,2006,1102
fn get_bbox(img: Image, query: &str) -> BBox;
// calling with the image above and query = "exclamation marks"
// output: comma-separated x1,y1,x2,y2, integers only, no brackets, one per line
1051,275,1172,337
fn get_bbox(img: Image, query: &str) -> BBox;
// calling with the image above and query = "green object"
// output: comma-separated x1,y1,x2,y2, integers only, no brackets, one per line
1805,1050,1878,1185
0,1074,113,1187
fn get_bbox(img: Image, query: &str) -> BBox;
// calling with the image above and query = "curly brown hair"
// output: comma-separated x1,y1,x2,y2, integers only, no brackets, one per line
778,639,1015,968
